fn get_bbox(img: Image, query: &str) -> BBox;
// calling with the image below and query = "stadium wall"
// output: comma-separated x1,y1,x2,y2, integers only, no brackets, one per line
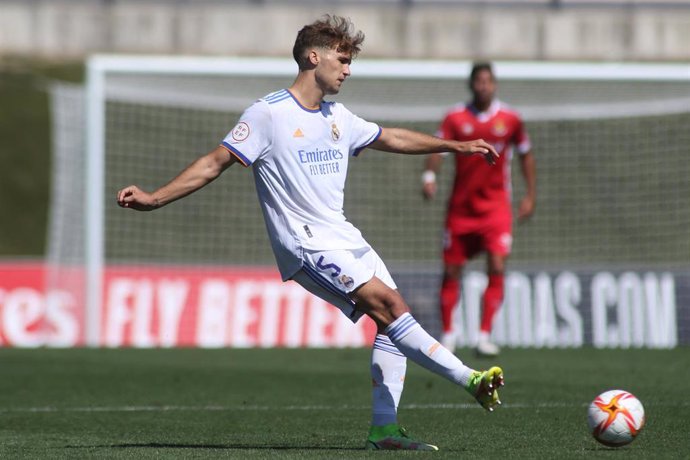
0,0,689,61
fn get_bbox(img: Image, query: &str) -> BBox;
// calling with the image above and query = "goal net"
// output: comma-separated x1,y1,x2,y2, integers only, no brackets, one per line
47,57,690,348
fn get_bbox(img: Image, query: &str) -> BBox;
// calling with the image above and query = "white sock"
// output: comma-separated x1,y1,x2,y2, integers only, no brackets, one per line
371,334,407,426
385,313,474,387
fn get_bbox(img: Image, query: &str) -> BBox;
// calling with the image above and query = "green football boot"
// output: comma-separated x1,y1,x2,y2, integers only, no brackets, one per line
365,424,439,451
466,366,504,412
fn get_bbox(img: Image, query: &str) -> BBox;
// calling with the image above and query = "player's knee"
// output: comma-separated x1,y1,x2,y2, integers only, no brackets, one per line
381,290,410,317
352,280,410,325
444,264,462,280
365,289,409,320
488,253,508,275
488,257,506,274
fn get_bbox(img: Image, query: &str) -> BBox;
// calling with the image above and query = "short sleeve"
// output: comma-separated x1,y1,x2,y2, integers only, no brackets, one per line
513,117,532,155
221,101,272,166
343,107,382,157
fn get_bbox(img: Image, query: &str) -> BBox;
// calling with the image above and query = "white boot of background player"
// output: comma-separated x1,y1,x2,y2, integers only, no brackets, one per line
476,331,500,357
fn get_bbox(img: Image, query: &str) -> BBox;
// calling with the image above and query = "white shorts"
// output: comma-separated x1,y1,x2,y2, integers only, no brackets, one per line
290,247,397,323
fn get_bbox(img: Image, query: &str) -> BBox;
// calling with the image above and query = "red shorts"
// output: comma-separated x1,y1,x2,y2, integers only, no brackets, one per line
443,214,512,266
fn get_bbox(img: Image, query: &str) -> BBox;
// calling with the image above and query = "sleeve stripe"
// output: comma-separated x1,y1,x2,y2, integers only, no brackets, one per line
264,89,288,102
220,142,252,167
267,94,291,105
353,126,382,157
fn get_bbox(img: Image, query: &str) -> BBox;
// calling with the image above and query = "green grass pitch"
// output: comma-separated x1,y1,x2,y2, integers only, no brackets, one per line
0,348,687,459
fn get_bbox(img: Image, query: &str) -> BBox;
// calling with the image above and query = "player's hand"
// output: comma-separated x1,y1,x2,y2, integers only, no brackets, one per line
458,139,499,165
518,195,535,222
116,185,159,211
422,181,437,200
421,170,437,200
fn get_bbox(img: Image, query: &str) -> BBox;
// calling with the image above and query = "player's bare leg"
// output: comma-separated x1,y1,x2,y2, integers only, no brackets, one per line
353,277,504,410
354,277,473,385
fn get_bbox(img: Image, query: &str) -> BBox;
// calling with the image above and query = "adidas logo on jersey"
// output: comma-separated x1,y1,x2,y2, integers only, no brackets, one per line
293,128,304,138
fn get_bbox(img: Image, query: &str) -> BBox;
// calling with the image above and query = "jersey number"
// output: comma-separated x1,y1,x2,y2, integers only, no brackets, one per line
316,256,341,277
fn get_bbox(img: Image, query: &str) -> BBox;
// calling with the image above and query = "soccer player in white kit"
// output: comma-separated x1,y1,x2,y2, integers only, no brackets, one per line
117,15,504,451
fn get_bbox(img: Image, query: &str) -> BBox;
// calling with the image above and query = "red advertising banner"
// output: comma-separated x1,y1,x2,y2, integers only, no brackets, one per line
0,262,377,348
0,262,82,347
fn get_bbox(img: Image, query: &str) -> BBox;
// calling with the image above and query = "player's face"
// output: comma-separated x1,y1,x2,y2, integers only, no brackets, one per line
471,69,496,106
314,48,352,95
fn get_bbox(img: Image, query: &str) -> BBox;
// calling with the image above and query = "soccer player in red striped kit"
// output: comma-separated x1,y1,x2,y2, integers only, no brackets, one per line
423,62,536,357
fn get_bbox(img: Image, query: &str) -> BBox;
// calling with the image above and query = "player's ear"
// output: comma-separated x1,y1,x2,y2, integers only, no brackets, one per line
308,49,319,66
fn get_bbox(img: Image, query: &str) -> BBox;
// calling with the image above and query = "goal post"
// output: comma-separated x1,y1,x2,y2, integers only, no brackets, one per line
84,60,105,347
49,56,690,347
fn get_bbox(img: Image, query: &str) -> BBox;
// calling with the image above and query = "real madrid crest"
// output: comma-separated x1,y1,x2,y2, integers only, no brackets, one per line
331,123,341,142
339,274,354,289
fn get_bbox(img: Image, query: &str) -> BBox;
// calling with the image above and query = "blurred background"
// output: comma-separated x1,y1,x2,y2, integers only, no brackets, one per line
1,0,689,60
0,0,688,348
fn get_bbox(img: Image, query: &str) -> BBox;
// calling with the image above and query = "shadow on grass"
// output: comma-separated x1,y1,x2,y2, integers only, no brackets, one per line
65,442,363,451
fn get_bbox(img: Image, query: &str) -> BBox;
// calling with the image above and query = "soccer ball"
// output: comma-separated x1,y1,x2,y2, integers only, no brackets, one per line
587,389,645,447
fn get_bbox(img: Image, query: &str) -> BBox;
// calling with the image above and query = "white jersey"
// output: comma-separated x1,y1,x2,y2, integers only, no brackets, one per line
221,89,382,280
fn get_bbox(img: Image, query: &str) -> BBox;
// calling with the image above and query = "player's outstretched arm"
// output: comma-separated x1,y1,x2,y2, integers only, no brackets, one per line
370,127,498,164
117,145,237,211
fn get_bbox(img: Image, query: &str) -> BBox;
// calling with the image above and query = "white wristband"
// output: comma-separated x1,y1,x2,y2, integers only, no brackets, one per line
422,170,436,184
